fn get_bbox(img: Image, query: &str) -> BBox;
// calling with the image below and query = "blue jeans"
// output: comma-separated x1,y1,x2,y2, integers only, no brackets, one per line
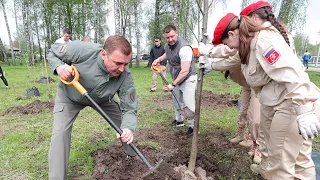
303,60,309,67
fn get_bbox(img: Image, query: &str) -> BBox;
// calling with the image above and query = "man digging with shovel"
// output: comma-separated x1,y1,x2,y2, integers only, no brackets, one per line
47,36,139,179
153,25,197,135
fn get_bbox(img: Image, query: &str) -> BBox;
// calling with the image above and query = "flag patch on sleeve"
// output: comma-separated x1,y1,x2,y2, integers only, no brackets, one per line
58,45,68,53
263,46,280,65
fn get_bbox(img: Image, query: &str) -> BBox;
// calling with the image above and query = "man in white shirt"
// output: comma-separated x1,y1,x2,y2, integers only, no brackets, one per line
55,28,72,44
152,25,197,135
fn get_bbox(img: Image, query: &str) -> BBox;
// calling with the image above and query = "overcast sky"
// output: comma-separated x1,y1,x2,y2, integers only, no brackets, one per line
0,0,319,46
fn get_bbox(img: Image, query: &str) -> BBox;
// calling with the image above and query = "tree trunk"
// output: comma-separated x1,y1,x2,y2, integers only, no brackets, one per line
172,0,179,29
83,0,90,36
134,0,140,68
0,37,8,65
22,0,33,66
154,0,160,38
114,0,121,35
1,0,16,65
277,0,293,24
14,0,22,65
33,7,43,62
188,0,208,173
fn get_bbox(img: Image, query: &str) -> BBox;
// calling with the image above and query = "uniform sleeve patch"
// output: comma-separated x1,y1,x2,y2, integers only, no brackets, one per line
58,45,68,53
263,46,280,65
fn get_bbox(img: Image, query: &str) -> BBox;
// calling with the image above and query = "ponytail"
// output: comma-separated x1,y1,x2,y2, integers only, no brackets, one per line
264,8,290,46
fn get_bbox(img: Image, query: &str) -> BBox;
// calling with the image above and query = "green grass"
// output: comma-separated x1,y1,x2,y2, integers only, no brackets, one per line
0,60,319,179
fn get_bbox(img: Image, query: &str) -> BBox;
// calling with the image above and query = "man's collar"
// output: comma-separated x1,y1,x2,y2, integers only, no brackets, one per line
98,53,113,79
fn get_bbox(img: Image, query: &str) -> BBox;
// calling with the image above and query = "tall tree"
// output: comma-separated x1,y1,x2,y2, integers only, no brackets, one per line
134,0,141,68
22,0,33,66
172,0,179,28
1,0,16,65
114,0,121,35
277,0,309,32
14,0,23,65
0,37,8,64
33,3,43,62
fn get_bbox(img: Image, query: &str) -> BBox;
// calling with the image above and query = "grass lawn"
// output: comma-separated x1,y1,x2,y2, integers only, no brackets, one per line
0,60,319,179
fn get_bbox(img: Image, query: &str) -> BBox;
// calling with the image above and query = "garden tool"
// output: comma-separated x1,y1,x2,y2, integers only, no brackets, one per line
61,65,164,178
152,64,194,119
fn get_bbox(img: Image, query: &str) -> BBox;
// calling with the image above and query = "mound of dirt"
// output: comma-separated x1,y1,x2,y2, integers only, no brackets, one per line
3,100,54,115
91,122,256,179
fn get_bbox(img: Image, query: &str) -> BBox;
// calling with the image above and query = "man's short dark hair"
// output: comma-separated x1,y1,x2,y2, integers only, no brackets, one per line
154,36,161,40
163,25,177,34
103,35,132,56
63,28,71,35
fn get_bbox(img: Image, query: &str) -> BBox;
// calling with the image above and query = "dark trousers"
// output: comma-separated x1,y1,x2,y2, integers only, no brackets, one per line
0,66,8,86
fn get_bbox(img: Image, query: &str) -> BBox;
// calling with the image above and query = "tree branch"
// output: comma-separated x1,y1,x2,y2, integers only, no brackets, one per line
196,0,204,15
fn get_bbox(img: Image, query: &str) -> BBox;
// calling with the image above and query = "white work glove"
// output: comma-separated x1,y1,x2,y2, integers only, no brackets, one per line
297,112,320,140
199,56,214,74
198,42,213,56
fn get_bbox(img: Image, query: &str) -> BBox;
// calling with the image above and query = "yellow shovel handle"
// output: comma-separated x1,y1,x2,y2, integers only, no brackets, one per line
60,65,87,95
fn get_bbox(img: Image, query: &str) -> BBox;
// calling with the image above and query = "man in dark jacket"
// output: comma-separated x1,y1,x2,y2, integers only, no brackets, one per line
149,36,167,92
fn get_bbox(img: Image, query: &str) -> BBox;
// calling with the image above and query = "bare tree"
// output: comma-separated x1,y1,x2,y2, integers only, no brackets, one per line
1,0,16,65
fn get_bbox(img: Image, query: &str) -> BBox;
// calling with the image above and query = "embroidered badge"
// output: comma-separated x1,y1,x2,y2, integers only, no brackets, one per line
58,45,68,53
263,46,280,65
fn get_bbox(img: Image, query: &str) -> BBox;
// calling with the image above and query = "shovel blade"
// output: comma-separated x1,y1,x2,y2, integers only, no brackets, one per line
178,107,194,119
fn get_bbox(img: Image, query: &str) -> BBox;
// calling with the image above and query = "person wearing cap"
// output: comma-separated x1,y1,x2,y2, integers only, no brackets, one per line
152,24,197,135
201,1,320,179
200,14,263,165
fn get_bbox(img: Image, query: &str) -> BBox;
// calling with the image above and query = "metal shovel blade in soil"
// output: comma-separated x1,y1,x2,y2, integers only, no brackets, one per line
61,65,165,179
179,107,194,119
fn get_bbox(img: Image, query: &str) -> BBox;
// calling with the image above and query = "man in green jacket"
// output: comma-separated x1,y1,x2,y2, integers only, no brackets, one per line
47,35,138,180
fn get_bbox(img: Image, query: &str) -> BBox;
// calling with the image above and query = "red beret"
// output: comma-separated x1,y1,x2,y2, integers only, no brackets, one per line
212,13,237,45
240,1,272,16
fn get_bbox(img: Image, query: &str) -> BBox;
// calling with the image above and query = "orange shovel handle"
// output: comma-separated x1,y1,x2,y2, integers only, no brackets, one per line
60,65,87,95
151,63,161,73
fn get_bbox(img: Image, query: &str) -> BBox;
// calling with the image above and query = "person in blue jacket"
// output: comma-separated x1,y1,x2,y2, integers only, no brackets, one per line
302,50,312,69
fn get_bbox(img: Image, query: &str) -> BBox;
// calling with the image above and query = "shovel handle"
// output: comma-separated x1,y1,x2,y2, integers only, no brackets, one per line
60,65,87,95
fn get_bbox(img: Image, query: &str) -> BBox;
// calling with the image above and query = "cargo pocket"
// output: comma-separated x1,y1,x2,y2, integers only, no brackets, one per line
53,104,64,131
248,65,257,82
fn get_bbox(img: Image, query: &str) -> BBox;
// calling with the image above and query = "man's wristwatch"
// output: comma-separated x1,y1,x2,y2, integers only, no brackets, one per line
171,83,176,87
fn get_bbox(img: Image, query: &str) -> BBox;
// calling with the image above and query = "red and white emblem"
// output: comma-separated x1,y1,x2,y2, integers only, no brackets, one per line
263,46,280,65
